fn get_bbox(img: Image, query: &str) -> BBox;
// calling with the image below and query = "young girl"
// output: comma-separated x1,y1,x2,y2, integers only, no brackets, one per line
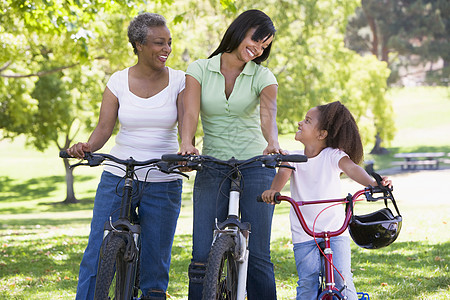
262,101,391,300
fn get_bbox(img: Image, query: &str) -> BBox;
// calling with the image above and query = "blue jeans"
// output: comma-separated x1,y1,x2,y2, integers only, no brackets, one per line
293,236,357,300
76,171,182,300
188,161,277,300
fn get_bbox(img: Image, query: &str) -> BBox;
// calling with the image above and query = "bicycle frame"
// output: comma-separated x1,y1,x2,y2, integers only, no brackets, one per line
60,151,164,299
212,169,249,300
161,153,307,300
101,165,141,299
275,190,366,300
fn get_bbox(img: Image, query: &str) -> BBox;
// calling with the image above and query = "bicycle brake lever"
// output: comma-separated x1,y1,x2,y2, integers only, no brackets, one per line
172,170,189,179
69,161,90,169
365,185,393,202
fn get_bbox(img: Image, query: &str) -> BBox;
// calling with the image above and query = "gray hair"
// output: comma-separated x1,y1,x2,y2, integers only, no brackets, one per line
128,12,167,55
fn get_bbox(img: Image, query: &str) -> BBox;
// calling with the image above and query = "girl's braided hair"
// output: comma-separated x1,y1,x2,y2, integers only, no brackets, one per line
316,101,364,165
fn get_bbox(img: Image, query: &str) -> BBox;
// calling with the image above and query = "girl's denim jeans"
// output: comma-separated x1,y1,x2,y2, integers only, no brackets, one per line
293,236,358,300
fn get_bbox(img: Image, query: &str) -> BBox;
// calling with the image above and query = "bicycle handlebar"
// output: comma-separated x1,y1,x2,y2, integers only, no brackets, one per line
59,150,161,168
161,153,307,170
257,174,395,239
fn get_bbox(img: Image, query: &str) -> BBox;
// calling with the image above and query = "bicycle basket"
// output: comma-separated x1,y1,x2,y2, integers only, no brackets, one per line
349,207,402,249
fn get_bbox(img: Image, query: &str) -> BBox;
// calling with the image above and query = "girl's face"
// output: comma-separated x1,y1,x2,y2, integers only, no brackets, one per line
295,107,322,143
137,25,172,69
233,27,273,63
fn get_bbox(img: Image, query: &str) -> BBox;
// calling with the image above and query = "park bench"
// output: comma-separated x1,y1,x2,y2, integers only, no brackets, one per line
438,153,450,165
392,152,445,170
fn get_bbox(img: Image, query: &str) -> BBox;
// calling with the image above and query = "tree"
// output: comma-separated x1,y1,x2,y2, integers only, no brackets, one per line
0,0,141,203
345,0,449,85
345,0,449,153
1,0,396,204
29,64,105,203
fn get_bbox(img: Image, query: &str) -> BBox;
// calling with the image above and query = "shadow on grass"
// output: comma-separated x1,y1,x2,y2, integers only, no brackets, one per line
0,233,85,293
0,217,93,230
351,240,450,297
0,175,96,202
0,196,96,215
271,236,450,298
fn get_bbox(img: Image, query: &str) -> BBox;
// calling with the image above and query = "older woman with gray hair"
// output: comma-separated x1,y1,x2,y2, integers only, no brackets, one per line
66,12,185,300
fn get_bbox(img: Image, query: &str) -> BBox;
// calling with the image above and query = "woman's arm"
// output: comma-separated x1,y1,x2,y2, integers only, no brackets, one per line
176,89,185,138
179,75,201,155
260,84,284,155
67,87,118,158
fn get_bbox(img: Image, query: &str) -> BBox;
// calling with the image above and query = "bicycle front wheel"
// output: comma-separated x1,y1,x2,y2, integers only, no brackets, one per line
94,234,137,300
202,234,238,300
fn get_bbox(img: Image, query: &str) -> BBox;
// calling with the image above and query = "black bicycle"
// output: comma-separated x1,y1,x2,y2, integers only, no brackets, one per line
161,153,307,300
60,150,183,300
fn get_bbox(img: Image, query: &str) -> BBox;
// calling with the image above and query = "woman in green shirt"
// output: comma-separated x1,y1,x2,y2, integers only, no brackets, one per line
180,10,283,299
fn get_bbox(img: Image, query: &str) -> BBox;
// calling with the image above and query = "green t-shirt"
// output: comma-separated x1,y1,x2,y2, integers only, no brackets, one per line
186,54,278,160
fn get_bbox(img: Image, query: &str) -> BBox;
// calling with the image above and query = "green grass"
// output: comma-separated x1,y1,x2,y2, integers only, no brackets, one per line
1,86,450,299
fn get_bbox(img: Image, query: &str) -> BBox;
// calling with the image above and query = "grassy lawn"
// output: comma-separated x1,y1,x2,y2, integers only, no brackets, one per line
1,86,449,299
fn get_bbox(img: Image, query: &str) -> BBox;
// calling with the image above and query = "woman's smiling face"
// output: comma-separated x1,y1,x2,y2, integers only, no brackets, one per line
233,27,273,63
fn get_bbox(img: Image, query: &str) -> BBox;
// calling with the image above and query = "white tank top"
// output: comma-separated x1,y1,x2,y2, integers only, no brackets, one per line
103,67,185,182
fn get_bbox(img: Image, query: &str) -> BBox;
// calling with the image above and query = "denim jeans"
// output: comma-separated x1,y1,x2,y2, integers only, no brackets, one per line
188,161,277,300
293,236,357,300
75,171,182,300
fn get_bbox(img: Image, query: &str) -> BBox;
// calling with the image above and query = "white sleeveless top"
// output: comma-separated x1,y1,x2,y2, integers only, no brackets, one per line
103,67,185,182
288,148,350,243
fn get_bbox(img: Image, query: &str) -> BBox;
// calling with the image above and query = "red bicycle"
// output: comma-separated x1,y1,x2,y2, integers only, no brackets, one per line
260,173,402,300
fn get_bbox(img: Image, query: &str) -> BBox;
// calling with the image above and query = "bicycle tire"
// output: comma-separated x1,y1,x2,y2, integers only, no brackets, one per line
202,234,238,300
94,234,127,300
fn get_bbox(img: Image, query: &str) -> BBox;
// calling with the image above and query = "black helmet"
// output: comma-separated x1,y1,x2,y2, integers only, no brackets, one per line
349,172,402,249
349,207,402,249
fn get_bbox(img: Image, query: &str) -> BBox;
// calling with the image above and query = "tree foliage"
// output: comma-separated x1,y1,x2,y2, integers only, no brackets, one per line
0,0,395,202
345,0,449,85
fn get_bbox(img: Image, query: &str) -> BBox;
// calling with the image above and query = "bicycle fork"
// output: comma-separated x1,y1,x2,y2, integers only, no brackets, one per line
319,234,346,300
228,173,250,300
226,189,249,300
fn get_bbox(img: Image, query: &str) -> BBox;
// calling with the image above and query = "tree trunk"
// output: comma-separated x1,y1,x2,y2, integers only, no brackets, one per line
362,2,378,57
370,133,389,155
63,157,79,203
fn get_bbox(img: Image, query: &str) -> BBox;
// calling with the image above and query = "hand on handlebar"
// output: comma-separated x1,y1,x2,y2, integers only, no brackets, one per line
66,142,92,159
261,189,280,205
178,142,199,156
378,176,392,189
263,143,287,155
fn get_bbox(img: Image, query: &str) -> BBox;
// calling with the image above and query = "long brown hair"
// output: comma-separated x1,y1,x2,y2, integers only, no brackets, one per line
208,10,276,64
316,101,364,165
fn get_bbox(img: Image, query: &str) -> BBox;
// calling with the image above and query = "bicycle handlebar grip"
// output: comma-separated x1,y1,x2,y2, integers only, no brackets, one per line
256,192,281,204
59,150,71,158
161,154,186,162
280,154,308,163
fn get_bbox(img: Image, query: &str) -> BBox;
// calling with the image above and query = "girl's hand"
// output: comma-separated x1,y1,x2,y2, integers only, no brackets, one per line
262,189,279,205
380,176,393,189
67,142,91,159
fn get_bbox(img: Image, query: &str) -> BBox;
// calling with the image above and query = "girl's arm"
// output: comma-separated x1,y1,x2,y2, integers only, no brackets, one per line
260,84,285,155
67,87,118,158
339,156,391,187
261,165,293,204
179,75,201,155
